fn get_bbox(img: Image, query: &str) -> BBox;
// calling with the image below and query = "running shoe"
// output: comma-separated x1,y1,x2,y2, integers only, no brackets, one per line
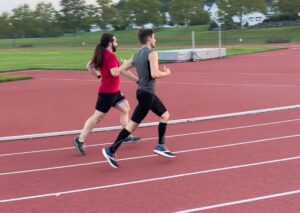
102,148,119,168
154,144,176,158
73,137,85,155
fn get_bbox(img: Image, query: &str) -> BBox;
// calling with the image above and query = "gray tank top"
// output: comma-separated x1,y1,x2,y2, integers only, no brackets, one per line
133,47,155,94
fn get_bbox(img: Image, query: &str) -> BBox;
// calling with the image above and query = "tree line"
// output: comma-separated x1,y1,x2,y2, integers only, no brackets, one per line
0,0,299,39
0,0,210,38
216,0,300,28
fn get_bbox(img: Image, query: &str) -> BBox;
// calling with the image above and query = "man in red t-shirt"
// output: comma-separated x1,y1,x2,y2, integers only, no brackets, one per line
73,33,140,156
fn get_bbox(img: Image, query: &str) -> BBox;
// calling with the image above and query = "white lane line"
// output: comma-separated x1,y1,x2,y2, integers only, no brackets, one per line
1,133,300,176
175,72,300,76
36,77,300,87
1,104,300,141
1,117,300,158
36,72,300,79
158,81,300,88
174,190,300,212
36,78,98,82
1,155,300,203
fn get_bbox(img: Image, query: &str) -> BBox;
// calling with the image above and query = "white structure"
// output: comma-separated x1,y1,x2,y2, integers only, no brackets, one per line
203,2,267,26
233,12,266,26
90,24,101,32
89,24,115,32
130,23,154,29
203,3,219,23
158,48,226,62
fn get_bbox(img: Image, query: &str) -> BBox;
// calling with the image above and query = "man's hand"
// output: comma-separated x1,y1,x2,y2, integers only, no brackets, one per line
120,58,127,64
163,65,171,75
111,67,120,76
87,61,101,79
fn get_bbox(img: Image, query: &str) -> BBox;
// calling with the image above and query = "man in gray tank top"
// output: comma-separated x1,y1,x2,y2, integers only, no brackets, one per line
102,29,176,168
133,47,155,94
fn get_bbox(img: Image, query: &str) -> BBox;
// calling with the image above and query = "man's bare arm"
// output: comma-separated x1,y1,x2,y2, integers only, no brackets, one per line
148,51,171,79
86,60,101,79
110,57,138,82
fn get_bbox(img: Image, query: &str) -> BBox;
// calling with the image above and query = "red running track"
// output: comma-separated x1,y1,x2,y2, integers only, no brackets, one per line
0,110,300,212
1,47,300,136
1,46,300,212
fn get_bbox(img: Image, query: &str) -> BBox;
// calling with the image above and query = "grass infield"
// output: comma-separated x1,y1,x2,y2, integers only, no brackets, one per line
0,25,299,48
0,75,32,83
0,46,284,73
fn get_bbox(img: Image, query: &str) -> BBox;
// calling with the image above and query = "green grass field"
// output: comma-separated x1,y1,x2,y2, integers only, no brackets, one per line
0,46,284,83
0,24,296,82
0,75,32,83
0,46,283,72
0,48,137,72
0,25,299,49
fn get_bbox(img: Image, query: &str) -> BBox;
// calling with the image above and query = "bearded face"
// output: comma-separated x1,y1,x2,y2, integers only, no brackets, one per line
112,37,118,52
112,45,116,52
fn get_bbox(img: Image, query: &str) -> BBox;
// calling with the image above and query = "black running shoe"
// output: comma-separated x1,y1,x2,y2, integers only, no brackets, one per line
102,148,119,168
73,137,85,156
154,144,176,158
123,135,141,144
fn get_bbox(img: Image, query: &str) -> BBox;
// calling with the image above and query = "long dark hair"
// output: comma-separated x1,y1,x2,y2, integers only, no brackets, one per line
92,33,114,69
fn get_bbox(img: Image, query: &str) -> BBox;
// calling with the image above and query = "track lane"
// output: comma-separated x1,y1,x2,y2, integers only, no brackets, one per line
1,150,300,212
1,49,300,137
1,125,300,202
1,110,300,173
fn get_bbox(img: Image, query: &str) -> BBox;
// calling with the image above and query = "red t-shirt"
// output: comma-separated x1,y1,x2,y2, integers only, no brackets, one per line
99,50,120,93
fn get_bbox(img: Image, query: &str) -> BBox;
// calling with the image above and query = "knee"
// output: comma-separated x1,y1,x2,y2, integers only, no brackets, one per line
119,101,130,114
93,112,105,122
125,104,130,113
122,104,130,114
93,115,102,123
161,111,170,122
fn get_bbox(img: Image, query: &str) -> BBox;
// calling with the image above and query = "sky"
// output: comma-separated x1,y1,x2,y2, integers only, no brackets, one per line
0,0,100,13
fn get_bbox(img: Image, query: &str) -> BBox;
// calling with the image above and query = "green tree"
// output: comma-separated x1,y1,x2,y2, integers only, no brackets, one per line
85,0,128,31
190,9,210,26
95,0,117,29
161,0,171,13
160,0,173,25
276,0,300,13
33,2,61,37
11,4,35,38
109,0,130,30
217,0,267,28
110,8,129,30
125,0,163,27
169,0,209,26
203,0,216,5
0,12,12,38
116,0,127,10
59,0,89,33
85,4,102,30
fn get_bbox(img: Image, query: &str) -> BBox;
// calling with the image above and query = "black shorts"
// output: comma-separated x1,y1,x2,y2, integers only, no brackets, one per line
131,89,167,124
95,91,126,113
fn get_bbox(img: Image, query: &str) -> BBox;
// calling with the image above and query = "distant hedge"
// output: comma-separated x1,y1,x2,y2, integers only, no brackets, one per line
264,12,300,22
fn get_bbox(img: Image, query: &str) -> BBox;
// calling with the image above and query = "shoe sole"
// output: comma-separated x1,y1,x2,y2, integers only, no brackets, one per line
123,140,140,144
102,148,119,169
73,139,85,156
154,150,176,158
123,137,141,144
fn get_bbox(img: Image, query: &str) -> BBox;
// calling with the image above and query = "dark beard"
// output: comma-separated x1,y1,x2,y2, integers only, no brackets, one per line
112,45,117,52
